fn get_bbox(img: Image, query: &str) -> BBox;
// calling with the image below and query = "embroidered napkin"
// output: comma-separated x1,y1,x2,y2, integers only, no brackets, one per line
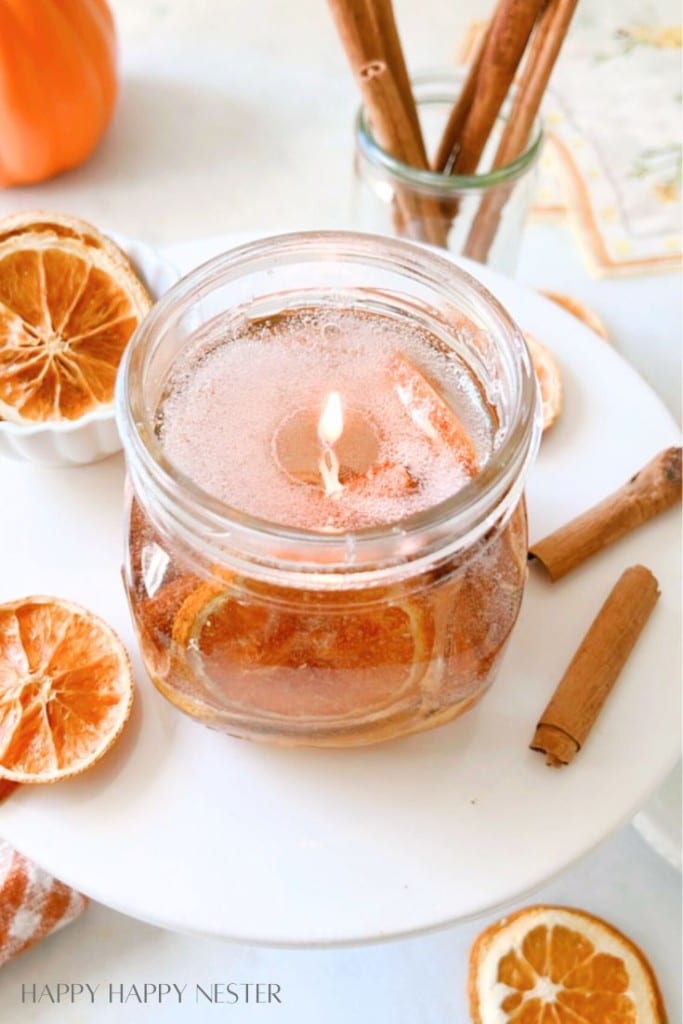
458,3,682,276
0,839,87,967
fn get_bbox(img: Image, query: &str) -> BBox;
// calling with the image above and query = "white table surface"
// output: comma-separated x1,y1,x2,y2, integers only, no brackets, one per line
0,2,680,1020
0,827,679,1024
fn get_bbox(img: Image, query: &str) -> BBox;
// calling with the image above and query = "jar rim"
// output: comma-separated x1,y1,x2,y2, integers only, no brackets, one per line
355,67,544,192
116,231,541,580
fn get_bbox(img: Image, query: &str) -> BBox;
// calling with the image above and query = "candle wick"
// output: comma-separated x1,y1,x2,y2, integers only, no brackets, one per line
321,445,343,499
318,391,345,498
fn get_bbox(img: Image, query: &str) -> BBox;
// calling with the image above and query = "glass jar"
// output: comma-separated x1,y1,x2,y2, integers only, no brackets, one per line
353,70,544,274
116,231,541,747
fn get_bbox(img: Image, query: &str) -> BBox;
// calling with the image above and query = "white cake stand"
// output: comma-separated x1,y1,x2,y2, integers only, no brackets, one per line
0,237,679,946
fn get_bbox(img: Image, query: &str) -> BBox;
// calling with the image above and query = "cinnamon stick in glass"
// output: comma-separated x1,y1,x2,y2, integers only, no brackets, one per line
432,23,491,174
464,0,580,262
328,0,426,164
443,0,545,177
328,0,447,245
370,0,425,157
530,447,682,581
530,565,660,766
357,60,448,246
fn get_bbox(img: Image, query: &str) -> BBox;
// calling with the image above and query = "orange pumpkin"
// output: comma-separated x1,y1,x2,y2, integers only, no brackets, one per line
0,0,118,187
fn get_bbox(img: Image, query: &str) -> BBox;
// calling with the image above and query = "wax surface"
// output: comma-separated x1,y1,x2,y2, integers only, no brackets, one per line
157,307,492,530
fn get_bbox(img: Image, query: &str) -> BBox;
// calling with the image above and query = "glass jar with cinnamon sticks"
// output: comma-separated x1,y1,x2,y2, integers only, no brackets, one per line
352,69,543,273
330,0,579,270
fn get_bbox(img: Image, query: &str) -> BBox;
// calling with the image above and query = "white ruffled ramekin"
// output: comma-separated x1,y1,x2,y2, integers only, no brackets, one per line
0,235,180,467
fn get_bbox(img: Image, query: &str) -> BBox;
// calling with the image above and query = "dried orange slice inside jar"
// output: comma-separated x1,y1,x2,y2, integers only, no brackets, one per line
169,577,434,729
117,233,540,746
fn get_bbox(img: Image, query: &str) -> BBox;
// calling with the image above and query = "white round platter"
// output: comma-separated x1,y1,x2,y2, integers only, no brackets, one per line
0,234,679,947
633,761,682,871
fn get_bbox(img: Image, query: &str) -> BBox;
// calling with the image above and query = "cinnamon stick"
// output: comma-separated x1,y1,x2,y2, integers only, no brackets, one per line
369,0,425,161
530,565,660,766
445,0,545,177
328,0,382,72
358,60,448,246
328,0,427,164
464,0,580,262
432,23,491,174
530,448,682,581
328,0,447,245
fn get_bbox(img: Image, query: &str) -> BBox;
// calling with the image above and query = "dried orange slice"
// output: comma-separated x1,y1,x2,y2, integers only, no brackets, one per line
468,905,667,1024
524,333,563,433
0,597,133,783
542,291,610,342
0,211,151,424
135,573,204,680
388,352,479,476
171,577,434,720
0,210,140,262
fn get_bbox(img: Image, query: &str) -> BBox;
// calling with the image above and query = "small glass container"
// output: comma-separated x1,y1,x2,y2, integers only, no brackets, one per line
116,231,541,748
352,70,544,274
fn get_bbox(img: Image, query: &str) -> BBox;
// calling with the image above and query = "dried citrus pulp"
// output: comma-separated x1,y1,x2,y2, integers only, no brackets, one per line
169,578,434,722
469,905,666,1024
0,597,133,783
525,333,563,433
0,211,151,423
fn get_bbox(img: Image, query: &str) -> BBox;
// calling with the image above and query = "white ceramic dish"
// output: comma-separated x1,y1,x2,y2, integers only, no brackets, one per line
633,761,682,871
0,234,179,467
0,235,679,947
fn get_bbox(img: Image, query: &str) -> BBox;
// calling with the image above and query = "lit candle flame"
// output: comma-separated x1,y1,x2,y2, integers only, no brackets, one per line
318,391,344,446
318,391,344,497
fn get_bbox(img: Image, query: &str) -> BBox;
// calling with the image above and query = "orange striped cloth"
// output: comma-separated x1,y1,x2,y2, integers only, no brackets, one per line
0,840,87,966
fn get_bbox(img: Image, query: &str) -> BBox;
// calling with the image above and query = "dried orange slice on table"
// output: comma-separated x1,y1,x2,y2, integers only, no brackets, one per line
525,333,563,433
469,905,667,1023
169,578,434,722
542,291,610,342
0,597,133,784
0,211,151,423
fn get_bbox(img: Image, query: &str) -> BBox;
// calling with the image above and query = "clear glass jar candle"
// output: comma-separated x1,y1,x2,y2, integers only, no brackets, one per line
116,232,541,747
352,70,544,274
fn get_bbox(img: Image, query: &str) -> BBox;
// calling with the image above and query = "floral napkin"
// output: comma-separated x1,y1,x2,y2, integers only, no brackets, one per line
459,2,682,276
0,839,87,967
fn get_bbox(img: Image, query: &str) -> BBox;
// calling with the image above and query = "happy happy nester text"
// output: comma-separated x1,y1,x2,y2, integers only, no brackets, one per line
21,982,283,1006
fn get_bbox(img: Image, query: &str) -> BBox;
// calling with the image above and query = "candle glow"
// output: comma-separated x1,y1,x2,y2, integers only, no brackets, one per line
318,391,344,497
